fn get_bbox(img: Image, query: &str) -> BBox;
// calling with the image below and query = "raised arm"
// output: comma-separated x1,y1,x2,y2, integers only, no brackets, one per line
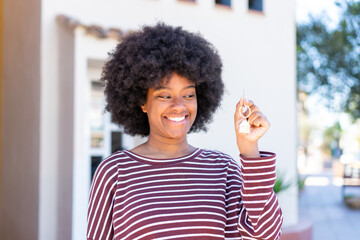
233,98,283,239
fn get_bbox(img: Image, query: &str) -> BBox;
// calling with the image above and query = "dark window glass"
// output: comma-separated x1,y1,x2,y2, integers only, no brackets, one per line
111,131,123,153
249,0,263,11
91,156,103,181
90,131,123,182
216,0,231,7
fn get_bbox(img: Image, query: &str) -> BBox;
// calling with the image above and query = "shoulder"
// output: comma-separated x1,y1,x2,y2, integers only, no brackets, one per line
198,149,236,164
197,149,242,177
93,150,131,180
199,149,232,158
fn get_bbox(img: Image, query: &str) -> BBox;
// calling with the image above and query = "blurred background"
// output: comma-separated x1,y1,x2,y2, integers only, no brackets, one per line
0,0,359,239
296,1,360,240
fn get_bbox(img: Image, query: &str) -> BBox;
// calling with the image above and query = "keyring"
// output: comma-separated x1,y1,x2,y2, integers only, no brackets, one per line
239,105,251,118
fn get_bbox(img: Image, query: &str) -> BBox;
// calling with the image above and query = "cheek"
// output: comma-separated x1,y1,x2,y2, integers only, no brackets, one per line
191,101,198,118
146,102,166,118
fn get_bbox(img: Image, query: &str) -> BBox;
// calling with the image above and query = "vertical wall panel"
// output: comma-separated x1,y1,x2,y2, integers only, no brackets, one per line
0,0,3,228
0,0,41,239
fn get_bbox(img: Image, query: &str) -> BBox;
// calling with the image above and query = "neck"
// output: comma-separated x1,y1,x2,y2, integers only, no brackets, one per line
134,134,195,159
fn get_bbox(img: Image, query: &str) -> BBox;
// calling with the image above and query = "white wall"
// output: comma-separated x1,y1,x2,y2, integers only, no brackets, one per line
39,0,297,238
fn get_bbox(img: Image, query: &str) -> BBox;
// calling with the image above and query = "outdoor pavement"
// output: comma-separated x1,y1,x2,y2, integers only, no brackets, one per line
299,172,360,240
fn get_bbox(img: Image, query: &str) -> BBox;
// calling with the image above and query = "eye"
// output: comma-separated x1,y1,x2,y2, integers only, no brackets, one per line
158,95,171,99
184,94,195,99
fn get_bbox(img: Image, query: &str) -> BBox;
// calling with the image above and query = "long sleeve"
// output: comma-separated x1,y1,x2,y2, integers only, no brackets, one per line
237,151,283,240
86,149,282,240
87,157,118,240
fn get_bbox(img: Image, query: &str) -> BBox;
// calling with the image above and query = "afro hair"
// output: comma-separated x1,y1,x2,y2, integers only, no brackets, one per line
101,22,224,136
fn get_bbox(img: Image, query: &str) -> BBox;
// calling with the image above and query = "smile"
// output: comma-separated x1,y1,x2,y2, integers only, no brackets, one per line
166,116,186,122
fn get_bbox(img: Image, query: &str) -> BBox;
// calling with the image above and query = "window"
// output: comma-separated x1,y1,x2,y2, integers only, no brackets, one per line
249,0,263,11
90,81,105,149
111,131,123,153
215,0,231,7
91,156,102,180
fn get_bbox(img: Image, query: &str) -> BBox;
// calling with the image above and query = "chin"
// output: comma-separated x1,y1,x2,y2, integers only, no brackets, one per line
166,129,190,140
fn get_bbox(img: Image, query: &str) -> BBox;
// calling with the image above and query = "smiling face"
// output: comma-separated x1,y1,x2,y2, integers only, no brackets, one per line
141,73,198,141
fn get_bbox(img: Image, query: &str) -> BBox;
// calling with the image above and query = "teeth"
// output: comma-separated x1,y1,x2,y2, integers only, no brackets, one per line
168,116,185,122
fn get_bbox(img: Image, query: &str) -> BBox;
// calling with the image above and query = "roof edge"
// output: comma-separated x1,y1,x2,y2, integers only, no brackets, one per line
56,14,128,40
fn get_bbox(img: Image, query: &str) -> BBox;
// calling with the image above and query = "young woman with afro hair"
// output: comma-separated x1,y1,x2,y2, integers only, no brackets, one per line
87,23,283,240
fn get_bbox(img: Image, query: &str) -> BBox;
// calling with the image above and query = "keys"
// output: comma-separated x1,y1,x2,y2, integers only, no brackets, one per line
239,117,251,133
238,90,251,134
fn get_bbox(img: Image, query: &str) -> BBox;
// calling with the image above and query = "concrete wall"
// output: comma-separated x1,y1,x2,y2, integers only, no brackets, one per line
0,0,41,239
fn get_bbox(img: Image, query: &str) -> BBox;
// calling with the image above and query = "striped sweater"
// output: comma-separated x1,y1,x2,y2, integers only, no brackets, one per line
87,149,283,240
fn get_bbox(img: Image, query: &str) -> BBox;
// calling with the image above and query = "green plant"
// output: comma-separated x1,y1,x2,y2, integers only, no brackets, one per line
298,174,307,193
273,173,292,194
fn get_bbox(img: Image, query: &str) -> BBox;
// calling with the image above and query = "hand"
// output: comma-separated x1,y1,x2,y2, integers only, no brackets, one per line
234,98,270,157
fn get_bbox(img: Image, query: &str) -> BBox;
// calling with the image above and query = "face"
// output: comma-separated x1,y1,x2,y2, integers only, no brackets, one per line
141,73,198,141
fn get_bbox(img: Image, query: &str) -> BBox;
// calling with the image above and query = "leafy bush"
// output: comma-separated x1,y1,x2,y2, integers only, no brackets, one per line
273,173,292,194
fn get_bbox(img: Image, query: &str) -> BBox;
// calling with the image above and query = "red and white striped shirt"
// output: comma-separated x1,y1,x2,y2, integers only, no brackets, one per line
87,149,283,240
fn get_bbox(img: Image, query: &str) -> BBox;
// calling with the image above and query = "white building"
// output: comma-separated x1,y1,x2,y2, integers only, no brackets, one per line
1,0,299,239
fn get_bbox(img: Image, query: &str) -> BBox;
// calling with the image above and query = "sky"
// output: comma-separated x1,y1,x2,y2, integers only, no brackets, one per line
296,0,340,24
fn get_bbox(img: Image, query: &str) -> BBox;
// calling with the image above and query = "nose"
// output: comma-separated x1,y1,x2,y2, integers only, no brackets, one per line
170,96,186,111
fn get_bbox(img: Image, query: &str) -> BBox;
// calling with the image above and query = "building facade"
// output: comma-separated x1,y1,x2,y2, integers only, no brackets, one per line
1,0,297,239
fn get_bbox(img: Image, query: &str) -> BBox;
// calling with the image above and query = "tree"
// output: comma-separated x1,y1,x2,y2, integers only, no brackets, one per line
321,121,342,158
297,0,360,119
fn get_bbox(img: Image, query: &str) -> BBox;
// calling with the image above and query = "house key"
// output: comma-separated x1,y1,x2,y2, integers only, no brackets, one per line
238,90,251,134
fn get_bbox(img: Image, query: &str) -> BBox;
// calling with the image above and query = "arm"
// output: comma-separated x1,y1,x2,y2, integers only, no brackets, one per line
87,157,118,240
233,98,283,239
238,152,283,239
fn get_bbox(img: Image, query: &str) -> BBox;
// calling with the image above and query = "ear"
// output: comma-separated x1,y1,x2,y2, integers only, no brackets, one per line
141,105,147,113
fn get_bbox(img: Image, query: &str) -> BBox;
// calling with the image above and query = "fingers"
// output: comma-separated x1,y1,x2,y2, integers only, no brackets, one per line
248,111,270,128
238,98,254,109
235,98,259,119
235,98,270,128
235,98,252,119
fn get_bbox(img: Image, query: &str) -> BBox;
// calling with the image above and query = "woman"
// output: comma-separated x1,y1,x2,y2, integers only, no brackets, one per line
87,23,283,240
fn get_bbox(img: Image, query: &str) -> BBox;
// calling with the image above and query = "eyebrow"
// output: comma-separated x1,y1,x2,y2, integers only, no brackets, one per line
154,85,196,92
